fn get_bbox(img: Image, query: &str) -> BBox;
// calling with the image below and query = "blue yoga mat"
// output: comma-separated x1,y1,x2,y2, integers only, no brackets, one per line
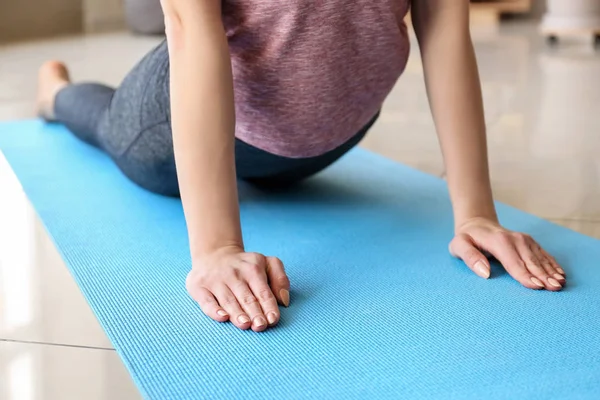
1,120,599,399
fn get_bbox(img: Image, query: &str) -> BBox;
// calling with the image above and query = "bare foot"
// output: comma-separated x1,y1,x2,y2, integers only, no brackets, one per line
36,61,71,121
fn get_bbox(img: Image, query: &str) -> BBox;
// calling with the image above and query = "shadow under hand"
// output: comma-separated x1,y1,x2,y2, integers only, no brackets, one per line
489,258,509,279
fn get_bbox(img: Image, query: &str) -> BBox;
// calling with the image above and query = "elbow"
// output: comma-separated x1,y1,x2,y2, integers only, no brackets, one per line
160,0,223,51
160,0,187,50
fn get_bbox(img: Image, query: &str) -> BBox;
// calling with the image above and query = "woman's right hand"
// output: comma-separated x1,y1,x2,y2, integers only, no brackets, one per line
186,246,291,332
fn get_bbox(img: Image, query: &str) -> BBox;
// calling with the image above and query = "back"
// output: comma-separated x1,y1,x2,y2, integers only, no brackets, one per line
223,1,411,158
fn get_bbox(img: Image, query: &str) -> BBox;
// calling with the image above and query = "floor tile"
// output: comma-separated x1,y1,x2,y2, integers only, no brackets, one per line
0,154,113,349
0,340,140,400
361,111,444,177
0,101,35,120
0,32,162,106
550,219,600,239
487,47,600,221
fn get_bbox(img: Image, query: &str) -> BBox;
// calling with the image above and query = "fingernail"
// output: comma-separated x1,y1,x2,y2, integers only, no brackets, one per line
217,310,229,317
556,267,565,275
531,277,544,287
280,289,290,307
238,315,250,324
553,273,565,281
548,277,562,288
254,316,267,328
475,261,490,279
267,312,278,325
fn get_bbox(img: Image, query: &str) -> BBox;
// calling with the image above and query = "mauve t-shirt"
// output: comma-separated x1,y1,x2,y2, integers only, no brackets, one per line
222,1,411,158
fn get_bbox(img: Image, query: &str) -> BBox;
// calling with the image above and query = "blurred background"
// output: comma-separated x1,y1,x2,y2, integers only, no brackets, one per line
0,0,592,41
0,0,548,42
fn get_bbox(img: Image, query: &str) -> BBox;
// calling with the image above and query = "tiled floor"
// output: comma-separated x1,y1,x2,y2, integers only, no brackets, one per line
1,22,599,399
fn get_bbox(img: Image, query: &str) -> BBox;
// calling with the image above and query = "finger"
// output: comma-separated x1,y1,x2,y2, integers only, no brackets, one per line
540,248,566,277
534,245,566,283
512,234,560,291
193,287,230,323
449,234,491,279
246,272,280,327
266,257,291,307
486,232,545,290
214,285,252,330
229,279,268,332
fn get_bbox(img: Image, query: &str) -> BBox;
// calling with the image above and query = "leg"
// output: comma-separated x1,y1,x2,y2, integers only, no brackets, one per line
39,40,178,196
38,61,116,148
54,82,116,148
36,61,71,122
38,38,376,195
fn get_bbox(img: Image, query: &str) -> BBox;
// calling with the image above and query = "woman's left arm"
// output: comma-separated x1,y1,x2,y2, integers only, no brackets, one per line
411,0,565,290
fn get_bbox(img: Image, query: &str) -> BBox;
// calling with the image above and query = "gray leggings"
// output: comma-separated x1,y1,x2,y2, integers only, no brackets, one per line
54,40,377,197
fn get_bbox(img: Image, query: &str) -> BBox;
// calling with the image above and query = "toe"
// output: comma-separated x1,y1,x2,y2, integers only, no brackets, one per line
39,60,70,81
37,61,70,121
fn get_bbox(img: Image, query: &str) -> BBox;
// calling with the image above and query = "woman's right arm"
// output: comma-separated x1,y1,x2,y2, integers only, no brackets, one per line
160,0,290,331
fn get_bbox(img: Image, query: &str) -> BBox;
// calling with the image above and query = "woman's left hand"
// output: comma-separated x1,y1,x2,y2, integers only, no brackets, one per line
449,217,566,291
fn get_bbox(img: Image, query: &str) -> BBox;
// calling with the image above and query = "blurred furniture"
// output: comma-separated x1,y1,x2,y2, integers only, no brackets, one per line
0,0,537,43
0,0,82,43
0,0,127,43
84,0,126,33
541,0,600,45
470,0,532,23
406,1,532,26
124,0,164,35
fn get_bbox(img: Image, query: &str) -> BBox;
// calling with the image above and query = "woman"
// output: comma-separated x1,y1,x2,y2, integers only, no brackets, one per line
36,0,566,332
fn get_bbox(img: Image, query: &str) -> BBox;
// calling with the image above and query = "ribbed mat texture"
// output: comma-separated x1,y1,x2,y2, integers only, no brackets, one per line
1,120,599,399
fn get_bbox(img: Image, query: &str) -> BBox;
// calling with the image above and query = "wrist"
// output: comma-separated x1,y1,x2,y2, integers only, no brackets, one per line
454,211,498,233
453,202,498,232
450,182,497,231
191,241,244,265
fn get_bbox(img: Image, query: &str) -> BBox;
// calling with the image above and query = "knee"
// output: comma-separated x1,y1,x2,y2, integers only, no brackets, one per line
115,130,180,197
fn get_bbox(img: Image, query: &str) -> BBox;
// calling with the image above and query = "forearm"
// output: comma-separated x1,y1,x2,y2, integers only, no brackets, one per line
413,1,497,229
163,0,242,259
